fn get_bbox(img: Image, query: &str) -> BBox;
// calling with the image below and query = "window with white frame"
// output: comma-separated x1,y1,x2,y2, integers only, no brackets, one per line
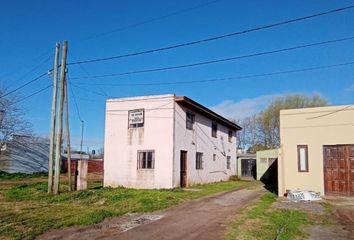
137,150,155,169
196,152,203,169
213,154,216,161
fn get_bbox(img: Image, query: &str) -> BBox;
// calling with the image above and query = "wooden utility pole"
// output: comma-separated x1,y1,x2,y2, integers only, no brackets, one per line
48,43,60,193
53,41,68,195
80,120,84,160
64,77,72,191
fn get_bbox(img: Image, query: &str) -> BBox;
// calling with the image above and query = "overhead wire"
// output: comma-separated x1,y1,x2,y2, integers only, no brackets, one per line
67,4,354,65
306,105,354,120
72,61,354,87
9,85,52,106
69,53,110,97
0,72,49,99
70,36,354,80
76,0,224,42
69,82,108,98
12,55,52,84
67,78,83,122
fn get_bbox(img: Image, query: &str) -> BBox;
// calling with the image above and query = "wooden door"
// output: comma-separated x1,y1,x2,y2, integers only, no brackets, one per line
323,145,354,196
180,151,187,188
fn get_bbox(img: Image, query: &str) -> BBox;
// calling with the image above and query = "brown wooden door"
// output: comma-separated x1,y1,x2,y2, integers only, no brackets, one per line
323,145,354,196
180,151,187,188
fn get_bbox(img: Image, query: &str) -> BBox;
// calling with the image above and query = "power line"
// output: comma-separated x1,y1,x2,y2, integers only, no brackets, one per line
306,105,354,120
71,61,354,87
69,82,108,98
70,36,354,80
9,85,52,106
67,80,83,122
11,55,52,85
76,0,223,42
68,4,354,65
0,47,53,81
0,72,48,99
70,53,109,97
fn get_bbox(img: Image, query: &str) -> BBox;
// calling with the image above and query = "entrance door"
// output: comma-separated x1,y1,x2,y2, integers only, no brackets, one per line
180,151,187,188
323,145,354,196
241,159,256,179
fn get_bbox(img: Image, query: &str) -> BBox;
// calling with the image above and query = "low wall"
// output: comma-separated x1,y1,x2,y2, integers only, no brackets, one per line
61,159,103,173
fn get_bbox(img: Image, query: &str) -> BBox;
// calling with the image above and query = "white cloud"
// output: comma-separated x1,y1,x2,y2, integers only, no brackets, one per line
210,94,280,120
346,84,354,92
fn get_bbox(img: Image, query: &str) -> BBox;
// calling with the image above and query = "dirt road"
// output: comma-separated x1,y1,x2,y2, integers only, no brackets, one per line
38,186,265,240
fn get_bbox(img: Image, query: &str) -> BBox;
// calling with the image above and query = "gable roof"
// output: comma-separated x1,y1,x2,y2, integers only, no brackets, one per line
175,96,242,131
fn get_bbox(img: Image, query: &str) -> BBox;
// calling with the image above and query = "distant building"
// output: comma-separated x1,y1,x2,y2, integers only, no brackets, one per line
236,151,256,179
104,94,241,189
256,149,278,181
61,153,103,174
0,135,49,173
278,105,354,196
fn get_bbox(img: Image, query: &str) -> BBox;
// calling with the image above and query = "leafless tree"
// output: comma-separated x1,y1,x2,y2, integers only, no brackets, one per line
0,87,32,154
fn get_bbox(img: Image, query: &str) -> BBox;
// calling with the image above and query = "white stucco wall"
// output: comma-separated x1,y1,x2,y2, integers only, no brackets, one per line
104,94,238,189
104,94,175,189
173,103,237,187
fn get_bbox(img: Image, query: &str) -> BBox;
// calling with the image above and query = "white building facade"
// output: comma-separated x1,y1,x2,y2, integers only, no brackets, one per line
104,94,241,189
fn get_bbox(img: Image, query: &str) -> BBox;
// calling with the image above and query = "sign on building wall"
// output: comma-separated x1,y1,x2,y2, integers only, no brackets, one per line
128,109,144,128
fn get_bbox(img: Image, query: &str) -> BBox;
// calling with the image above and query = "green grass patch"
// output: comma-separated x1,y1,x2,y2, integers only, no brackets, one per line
226,192,312,240
0,179,257,240
0,171,47,180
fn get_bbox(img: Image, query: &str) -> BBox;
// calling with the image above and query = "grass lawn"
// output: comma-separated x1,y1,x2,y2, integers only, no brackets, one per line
226,192,330,240
0,175,256,240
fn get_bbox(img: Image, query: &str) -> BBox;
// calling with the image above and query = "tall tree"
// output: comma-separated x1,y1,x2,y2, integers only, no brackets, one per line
238,94,328,152
0,87,32,154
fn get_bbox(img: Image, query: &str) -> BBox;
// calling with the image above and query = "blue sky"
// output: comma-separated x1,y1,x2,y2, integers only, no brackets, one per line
1,0,353,151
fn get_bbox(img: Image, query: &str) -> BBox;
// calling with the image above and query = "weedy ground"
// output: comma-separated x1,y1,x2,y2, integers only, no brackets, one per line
0,174,256,240
225,192,332,240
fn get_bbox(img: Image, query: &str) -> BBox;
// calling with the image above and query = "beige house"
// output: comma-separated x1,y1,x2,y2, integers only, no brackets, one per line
278,105,354,196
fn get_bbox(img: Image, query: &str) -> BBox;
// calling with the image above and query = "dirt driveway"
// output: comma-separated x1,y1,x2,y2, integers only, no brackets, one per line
38,186,265,240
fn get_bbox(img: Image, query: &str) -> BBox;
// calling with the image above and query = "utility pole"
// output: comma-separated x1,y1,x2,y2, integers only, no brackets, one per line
48,43,60,194
64,76,72,191
80,120,84,160
53,41,68,195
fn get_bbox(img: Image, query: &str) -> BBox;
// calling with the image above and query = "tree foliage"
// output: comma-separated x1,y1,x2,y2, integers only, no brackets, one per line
237,94,328,152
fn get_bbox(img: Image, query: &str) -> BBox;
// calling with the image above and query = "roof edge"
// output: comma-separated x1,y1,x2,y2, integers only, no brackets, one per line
175,96,242,130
